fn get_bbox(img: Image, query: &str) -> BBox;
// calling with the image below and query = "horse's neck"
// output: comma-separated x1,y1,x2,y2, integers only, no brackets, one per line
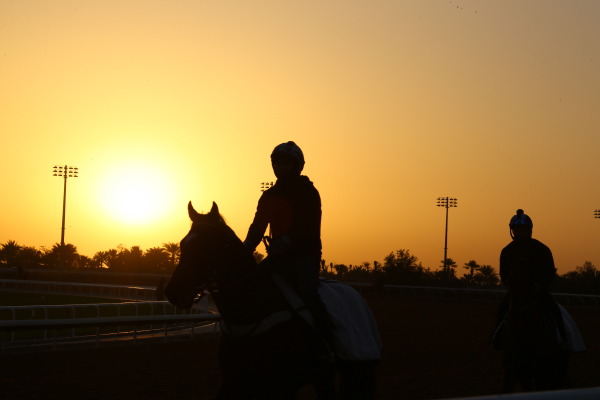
216,241,258,285
212,256,284,326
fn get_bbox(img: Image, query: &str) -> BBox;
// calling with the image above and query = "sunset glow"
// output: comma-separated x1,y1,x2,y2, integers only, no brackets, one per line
96,163,175,225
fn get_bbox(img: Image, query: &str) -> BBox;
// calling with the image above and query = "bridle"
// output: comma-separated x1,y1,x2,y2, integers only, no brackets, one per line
184,227,233,304
192,278,215,304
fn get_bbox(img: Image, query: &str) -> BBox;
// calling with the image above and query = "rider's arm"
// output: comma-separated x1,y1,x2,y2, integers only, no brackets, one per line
499,247,510,287
243,195,270,252
539,245,556,290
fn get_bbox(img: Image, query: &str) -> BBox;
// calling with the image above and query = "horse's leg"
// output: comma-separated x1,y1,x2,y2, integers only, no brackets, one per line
501,353,519,394
501,373,514,394
519,364,535,392
215,366,253,400
217,385,296,400
216,383,246,400
557,350,571,388
216,339,254,400
339,360,377,400
259,390,297,400
534,349,568,391
313,369,337,400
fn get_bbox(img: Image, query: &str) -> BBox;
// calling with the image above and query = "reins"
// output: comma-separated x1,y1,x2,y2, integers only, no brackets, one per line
192,278,214,304
261,236,271,252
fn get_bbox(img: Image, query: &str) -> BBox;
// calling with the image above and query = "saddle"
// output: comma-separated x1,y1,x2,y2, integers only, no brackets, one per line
492,297,585,353
220,273,382,362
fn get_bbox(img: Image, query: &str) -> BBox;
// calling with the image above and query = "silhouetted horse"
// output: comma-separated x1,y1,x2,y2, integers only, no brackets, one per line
494,292,570,393
166,202,381,399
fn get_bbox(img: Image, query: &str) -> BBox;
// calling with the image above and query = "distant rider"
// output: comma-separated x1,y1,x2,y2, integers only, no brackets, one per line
495,209,565,345
500,209,556,299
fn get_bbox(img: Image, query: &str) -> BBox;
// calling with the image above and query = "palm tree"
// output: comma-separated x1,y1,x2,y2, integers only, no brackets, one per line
44,243,79,269
17,246,42,269
145,247,170,273
474,265,500,287
463,260,480,283
162,242,180,269
440,257,458,280
104,249,122,270
122,246,144,273
93,251,109,269
77,254,94,269
1,240,21,267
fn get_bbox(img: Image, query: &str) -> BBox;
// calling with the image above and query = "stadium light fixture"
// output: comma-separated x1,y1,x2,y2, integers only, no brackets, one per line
53,165,78,247
436,197,458,278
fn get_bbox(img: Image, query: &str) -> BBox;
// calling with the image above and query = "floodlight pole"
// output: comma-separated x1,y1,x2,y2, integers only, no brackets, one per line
53,165,78,246
594,209,600,219
436,197,458,277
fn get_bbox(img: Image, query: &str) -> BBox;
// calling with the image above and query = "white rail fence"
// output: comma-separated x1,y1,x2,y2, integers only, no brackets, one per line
351,283,600,307
4,279,600,306
0,279,220,352
2,279,599,354
0,279,157,301
0,312,220,352
0,300,218,352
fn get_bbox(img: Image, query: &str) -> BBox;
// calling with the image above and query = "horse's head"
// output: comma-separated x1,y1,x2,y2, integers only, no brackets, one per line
165,201,252,309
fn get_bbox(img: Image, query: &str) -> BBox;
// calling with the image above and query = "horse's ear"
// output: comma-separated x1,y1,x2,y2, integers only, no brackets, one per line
188,201,200,221
209,201,219,216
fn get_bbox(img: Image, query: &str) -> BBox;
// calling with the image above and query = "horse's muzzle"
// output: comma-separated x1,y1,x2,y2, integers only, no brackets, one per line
164,283,195,309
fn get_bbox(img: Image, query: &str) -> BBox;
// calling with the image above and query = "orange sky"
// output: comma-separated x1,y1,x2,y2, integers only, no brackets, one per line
1,1,599,275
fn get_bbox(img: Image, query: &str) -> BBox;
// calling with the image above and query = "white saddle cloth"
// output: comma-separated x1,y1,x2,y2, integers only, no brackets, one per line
558,303,586,353
319,279,383,361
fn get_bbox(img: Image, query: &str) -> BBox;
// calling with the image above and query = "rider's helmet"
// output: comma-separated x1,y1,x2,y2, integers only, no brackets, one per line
509,209,533,239
271,141,305,174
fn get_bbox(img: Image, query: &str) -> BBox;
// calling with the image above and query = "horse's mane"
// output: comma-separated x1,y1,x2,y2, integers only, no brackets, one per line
189,202,230,230
192,215,239,244
188,202,252,263
211,209,228,226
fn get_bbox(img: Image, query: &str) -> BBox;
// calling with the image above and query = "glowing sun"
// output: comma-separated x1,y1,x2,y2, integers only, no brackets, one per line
98,163,174,225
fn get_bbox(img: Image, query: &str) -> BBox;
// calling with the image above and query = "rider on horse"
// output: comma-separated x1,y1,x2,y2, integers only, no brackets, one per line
243,141,333,358
496,209,566,344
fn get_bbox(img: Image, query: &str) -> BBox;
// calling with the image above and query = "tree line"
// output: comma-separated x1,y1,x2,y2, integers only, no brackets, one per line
0,240,598,295
0,240,180,275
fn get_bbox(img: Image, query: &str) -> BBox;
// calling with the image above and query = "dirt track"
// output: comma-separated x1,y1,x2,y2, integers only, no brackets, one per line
2,293,599,399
